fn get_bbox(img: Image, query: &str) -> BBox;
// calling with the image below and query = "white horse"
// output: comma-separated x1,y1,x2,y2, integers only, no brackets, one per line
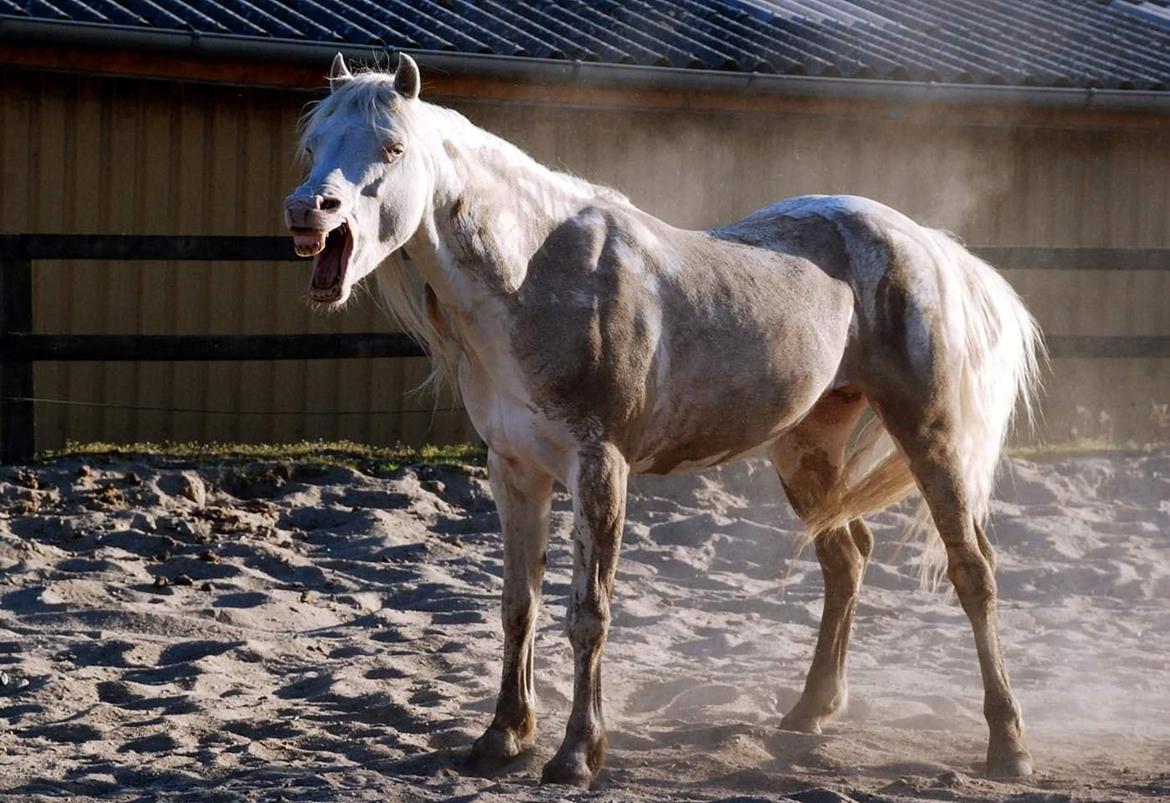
285,53,1043,789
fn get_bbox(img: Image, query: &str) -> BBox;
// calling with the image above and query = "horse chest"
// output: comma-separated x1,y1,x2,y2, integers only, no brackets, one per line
457,356,576,482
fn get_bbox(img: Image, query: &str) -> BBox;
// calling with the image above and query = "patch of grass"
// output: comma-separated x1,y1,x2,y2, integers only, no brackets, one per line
36,439,487,472
36,437,1166,472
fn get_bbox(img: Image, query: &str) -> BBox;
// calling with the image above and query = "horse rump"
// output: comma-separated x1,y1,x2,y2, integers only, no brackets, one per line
804,228,1045,580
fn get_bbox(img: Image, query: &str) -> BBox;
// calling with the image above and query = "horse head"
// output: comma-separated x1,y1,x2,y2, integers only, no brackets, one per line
284,52,432,305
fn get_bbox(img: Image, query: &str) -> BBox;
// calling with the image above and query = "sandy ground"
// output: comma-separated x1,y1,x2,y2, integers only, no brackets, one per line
0,451,1167,802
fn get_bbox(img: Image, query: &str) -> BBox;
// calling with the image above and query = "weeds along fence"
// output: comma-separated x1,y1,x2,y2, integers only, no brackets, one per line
2,235,1169,463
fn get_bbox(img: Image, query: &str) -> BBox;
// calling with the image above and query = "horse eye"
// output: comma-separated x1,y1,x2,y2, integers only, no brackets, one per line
384,143,405,160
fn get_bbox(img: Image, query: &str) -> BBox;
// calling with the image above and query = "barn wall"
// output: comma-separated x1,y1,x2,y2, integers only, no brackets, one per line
2,71,1168,450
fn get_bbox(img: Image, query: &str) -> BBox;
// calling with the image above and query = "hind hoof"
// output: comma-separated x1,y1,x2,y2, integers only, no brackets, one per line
987,750,1033,779
780,713,824,734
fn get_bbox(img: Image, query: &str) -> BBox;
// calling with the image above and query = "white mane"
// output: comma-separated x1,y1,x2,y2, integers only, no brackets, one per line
421,102,629,209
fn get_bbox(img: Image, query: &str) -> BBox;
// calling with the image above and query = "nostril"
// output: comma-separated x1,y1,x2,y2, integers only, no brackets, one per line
320,196,342,212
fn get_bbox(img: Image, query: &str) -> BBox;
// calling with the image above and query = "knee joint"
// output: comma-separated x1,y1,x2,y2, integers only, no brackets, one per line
848,520,875,560
946,548,996,605
501,592,537,634
984,695,1021,725
816,528,866,594
567,602,609,647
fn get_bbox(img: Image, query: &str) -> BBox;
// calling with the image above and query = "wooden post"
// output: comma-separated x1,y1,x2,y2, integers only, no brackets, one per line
1,256,34,463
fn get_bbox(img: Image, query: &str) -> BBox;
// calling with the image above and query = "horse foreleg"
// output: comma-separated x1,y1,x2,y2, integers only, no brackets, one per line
468,451,553,771
541,443,628,789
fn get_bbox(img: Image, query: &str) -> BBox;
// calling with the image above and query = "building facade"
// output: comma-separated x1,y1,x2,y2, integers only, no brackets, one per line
2,3,1169,449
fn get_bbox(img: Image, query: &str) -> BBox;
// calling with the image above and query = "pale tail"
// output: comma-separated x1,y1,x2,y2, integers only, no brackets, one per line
805,230,1045,579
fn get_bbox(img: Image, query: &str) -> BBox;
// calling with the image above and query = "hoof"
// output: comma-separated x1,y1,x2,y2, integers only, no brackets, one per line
541,751,596,789
987,750,1034,779
466,726,528,774
779,712,824,735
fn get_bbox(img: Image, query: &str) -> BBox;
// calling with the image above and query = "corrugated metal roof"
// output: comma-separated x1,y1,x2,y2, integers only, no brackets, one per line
3,0,1170,90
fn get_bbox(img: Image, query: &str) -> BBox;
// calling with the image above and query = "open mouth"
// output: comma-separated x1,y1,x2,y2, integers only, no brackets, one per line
292,222,353,303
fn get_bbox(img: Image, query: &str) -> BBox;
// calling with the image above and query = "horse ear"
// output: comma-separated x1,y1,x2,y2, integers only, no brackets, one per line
329,53,353,91
394,52,421,100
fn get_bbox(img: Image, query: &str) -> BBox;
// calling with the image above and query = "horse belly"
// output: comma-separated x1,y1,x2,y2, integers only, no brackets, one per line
631,304,854,474
631,370,831,475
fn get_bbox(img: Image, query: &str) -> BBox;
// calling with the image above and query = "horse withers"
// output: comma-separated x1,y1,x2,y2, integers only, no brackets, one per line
284,53,1042,789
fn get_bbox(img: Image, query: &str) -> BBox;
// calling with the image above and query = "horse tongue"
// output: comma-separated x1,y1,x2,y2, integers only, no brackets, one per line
312,236,343,289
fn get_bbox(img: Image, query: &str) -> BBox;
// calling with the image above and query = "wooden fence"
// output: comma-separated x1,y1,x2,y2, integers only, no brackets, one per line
1,235,1169,463
0,235,424,463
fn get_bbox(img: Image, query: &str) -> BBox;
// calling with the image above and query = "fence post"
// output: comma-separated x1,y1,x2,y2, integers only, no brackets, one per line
1,254,34,463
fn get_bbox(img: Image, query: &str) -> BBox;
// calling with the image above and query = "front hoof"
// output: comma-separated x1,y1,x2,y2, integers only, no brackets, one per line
541,751,596,789
466,726,529,774
987,749,1034,779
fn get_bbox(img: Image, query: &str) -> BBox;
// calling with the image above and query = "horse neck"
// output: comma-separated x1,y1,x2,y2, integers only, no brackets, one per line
439,115,600,224
410,106,609,308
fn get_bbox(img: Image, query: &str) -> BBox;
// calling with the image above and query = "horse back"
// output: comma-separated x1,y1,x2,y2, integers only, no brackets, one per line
508,203,855,470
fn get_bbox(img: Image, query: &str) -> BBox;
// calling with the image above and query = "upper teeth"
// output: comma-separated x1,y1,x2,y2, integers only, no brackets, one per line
294,233,327,257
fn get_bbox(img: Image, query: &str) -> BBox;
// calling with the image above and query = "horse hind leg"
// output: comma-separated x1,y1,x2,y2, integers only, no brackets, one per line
769,388,872,734
872,390,1033,778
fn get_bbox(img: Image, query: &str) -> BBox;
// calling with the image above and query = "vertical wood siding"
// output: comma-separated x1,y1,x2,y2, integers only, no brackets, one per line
3,72,1168,449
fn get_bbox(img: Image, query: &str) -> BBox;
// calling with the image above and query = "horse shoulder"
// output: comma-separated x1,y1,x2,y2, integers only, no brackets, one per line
510,205,662,443
441,191,532,294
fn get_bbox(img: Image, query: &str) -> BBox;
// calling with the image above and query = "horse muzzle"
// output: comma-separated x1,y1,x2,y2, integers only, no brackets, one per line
284,193,345,239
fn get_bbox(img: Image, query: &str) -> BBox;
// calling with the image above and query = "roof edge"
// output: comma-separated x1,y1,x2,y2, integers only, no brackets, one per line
4,16,1170,113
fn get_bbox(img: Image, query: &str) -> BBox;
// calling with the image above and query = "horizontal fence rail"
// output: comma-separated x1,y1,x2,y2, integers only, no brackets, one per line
971,246,1170,272
5,236,1170,269
0,234,294,261
1045,336,1170,360
2,234,1170,463
0,333,426,362
0,333,1160,362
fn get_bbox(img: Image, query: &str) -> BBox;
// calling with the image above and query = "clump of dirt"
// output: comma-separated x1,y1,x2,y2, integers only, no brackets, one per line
86,484,127,510
192,506,248,535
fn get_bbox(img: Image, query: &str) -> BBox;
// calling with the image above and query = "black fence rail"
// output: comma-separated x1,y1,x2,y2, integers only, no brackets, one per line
2,235,1169,463
0,333,425,362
